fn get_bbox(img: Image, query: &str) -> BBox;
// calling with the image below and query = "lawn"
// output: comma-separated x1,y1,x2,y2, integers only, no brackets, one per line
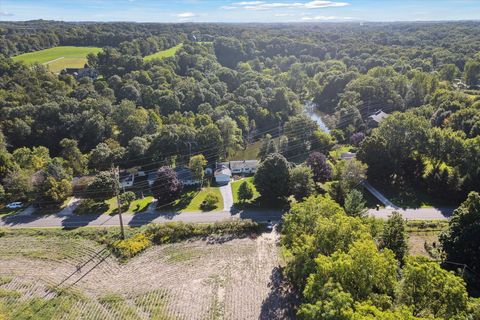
179,187,223,212
144,44,183,61
106,196,154,215
370,180,460,209
228,141,262,161
164,187,223,212
12,46,102,73
231,177,260,204
75,196,153,215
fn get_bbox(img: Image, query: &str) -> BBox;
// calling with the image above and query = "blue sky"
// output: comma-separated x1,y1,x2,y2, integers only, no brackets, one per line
0,0,479,23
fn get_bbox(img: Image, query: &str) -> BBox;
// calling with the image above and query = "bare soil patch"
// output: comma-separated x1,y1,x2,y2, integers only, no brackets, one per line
0,230,293,319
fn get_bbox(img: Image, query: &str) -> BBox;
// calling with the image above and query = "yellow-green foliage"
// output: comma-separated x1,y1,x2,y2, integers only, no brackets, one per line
112,234,151,259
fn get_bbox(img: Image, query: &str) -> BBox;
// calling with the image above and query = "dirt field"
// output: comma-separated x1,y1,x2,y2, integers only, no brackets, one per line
408,231,440,258
0,230,293,319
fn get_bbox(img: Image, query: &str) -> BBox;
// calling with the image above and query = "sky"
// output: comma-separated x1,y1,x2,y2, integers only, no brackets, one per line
0,0,479,23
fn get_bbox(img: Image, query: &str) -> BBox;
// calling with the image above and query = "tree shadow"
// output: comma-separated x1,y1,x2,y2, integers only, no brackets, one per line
167,190,198,213
260,266,297,320
128,210,177,227
61,212,103,229
0,211,45,226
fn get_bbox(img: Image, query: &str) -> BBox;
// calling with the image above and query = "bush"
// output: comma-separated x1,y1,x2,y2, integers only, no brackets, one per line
111,233,151,259
119,191,136,209
200,192,219,211
144,220,260,245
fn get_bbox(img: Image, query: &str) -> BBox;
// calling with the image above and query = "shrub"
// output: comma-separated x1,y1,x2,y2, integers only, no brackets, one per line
119,191,136,209
200,192,219,211
144,220,260,245
111,233,151,259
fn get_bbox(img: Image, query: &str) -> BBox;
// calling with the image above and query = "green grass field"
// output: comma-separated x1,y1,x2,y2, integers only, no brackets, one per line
231,177,260,204
144,44,183,61
12,46,102,73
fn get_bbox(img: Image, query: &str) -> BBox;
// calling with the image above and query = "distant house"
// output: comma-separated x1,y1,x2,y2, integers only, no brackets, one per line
147,167,200,186
120,172,134,188
174,167,201,186
214,166,232,184
340,152,357,161
229,160,259,175
367,110,389,128
63,67,98,80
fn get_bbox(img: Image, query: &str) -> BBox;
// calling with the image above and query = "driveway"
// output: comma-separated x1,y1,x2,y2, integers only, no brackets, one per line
363,181,399,209
219,182,234,212
368,207,454,220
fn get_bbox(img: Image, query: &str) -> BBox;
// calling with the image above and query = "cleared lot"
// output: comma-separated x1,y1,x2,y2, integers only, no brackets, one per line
0,229,293,319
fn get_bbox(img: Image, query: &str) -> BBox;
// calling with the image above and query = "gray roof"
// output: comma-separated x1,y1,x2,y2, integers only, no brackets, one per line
229,160,259,170
174,167,196,181
368,110,389,124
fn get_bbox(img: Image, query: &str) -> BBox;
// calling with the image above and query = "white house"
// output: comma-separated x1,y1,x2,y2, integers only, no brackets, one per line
229,160,259,174
120,173,134,188
214,166,232,184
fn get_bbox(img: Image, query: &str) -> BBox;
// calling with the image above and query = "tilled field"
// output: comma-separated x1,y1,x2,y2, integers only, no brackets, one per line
0,231,293,319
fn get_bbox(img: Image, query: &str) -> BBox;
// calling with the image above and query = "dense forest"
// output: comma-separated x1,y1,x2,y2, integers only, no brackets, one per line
1,20,480,318
1,21,479,202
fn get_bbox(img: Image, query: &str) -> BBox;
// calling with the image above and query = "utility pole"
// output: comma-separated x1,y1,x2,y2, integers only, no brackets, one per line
113,166,125,240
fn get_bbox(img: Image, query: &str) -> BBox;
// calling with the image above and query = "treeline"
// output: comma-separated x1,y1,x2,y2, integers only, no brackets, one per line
0,21,479,207
281,194,480,319
0,20,183,57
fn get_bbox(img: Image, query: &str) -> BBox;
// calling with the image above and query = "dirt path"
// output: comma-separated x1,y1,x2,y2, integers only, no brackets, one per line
43,56,65,65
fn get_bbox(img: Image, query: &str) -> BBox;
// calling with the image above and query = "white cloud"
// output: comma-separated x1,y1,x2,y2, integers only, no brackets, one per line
223,1,349,11
233,1,265,5
177,12,196,18
301,15,352,20
0,11,14,17
305,1,349,8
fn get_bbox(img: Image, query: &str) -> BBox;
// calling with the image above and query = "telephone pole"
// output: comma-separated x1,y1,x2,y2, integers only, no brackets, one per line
113,166,125,240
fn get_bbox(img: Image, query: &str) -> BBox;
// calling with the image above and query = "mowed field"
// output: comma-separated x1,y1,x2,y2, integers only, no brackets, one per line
0,229,293,319
12,46,102,73
144,44,183,61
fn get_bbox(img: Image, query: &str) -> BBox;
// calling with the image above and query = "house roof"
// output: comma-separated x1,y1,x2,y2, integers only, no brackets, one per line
229,160,259,170
214,166,232,177
340,152,357,160
368,110,389,124
174,167,196,181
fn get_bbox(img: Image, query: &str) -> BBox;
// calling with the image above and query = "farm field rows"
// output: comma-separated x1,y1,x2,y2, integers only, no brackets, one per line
12,46,102,73
0,229,292,319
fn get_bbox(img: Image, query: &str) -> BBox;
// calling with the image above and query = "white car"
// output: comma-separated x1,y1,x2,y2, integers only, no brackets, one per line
6,202,23,209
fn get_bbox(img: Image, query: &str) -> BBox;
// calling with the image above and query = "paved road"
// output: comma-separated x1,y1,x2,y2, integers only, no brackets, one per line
0,209,284,229
368,207,453,220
